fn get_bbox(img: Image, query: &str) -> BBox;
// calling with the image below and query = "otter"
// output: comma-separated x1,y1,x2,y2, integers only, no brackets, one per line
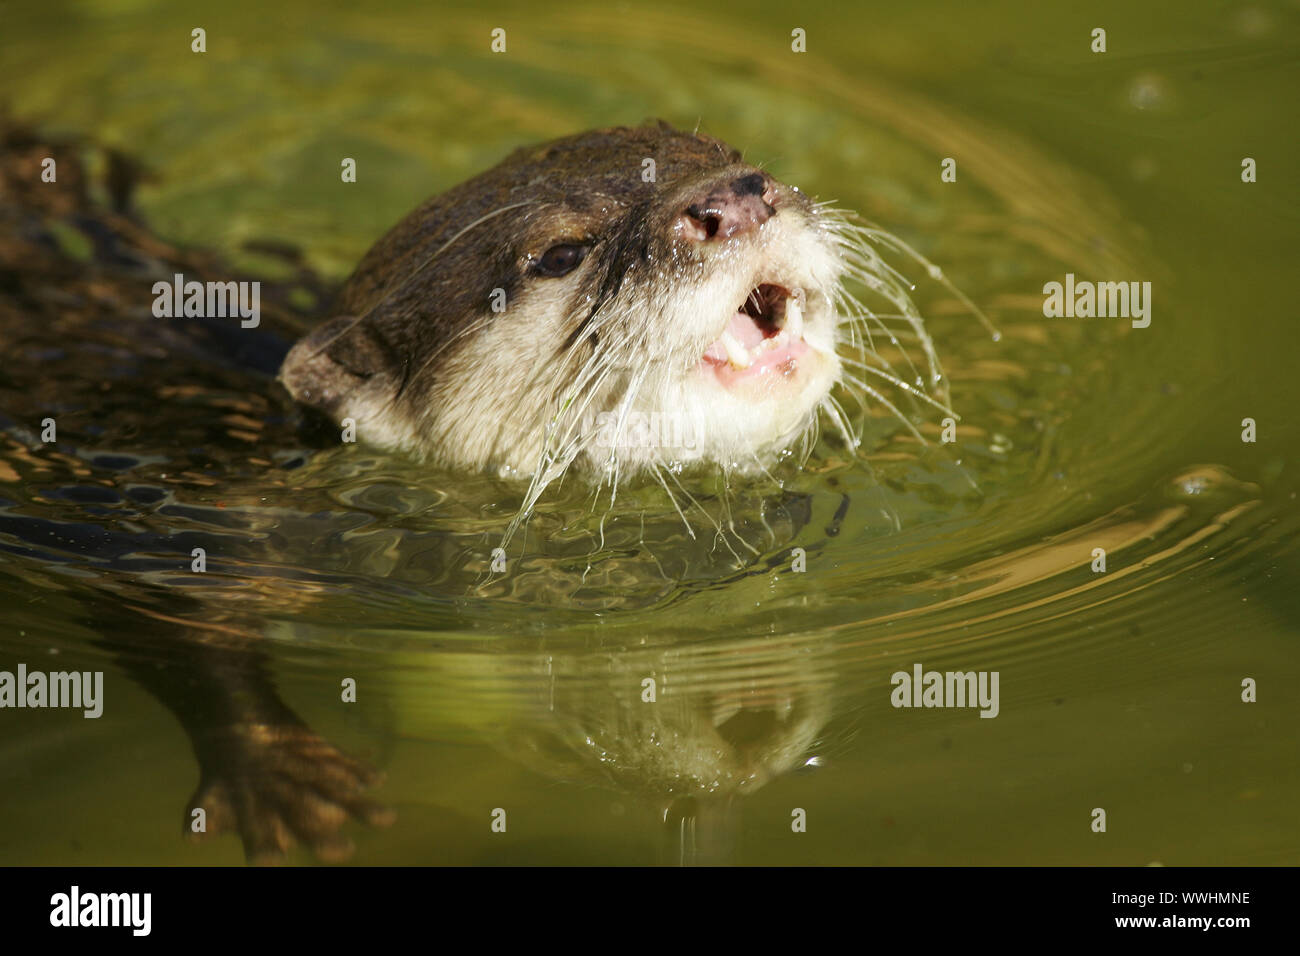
279,122,952,509
0,120,960,863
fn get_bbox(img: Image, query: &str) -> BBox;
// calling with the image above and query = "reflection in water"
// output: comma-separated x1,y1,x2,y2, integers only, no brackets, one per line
495,631,834,865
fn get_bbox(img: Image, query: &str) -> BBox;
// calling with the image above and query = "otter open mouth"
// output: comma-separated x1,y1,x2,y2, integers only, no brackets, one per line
702,282,810,383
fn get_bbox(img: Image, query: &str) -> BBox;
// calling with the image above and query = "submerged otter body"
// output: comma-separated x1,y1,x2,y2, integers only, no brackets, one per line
280,123,851,484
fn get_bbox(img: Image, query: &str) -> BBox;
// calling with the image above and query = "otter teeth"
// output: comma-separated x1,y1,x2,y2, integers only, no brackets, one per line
721,328,795,368
783,290,805,340
720,330,755,368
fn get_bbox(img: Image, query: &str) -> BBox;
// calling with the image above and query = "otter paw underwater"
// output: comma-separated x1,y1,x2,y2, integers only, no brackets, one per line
279,121,967,502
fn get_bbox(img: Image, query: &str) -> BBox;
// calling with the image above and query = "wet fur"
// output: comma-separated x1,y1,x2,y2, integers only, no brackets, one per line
280,121,985,528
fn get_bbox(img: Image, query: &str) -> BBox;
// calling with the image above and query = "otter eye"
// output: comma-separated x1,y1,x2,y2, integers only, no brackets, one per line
532,243,588,278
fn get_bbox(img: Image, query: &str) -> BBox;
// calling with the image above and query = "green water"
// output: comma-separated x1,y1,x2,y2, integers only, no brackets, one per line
0,0,1297,864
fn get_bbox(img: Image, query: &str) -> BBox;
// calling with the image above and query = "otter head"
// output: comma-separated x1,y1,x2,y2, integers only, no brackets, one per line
281,122,862,488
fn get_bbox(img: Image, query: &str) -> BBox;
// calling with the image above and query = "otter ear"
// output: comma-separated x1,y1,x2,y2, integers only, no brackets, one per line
278,316,389,418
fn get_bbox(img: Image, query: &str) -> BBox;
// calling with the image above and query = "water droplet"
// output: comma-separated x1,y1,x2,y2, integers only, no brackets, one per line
1127,72,1174,112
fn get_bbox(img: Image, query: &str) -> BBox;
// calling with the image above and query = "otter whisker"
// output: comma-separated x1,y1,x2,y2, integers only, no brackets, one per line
657,461,748,564
822,236,938,390
715,469,762,560
837,356,959,419
836,306,926,396
839,375,927,444
598,365,651,508
838,277,943,402
853,227,998,339
649,462,696,540
818,396,859,454
831,368,872,434
824,210,998,340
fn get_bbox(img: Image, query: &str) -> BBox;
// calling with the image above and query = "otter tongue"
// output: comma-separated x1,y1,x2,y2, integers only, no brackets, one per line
726,311,767,349
703,311,766,364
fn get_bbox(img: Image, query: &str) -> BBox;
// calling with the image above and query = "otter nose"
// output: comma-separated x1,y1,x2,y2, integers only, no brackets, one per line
680,171,778,241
